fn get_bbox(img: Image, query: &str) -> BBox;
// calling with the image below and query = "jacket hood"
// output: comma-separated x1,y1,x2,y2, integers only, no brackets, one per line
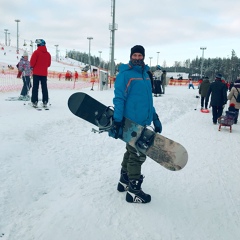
37,46,48,53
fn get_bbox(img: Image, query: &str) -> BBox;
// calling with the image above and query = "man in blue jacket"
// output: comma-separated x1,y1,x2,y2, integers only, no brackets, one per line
110,45,162,203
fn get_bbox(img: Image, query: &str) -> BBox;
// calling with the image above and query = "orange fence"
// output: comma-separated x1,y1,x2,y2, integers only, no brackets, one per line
169,79,199,86
0,69,95,92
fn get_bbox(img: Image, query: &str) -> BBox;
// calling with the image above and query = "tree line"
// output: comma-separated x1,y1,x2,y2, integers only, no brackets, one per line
67,50,110,70
68,49,240,82
164,49,240,82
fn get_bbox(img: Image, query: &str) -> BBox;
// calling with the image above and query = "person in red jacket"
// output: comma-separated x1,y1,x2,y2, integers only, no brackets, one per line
30,39,51,107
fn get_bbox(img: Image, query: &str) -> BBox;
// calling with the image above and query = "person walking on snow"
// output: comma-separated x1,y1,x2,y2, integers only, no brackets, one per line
109,45,162,204
161,70,167,94
153,65,163,96
199,76,210,110
18,51,32,100
206,73,227,124
30,39,51,108
227,79,240,124
188,78,195,89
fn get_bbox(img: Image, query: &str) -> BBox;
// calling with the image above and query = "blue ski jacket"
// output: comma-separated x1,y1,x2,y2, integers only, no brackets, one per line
113,61,156,126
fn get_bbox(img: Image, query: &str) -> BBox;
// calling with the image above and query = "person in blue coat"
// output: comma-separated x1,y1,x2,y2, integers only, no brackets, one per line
109,45,162,203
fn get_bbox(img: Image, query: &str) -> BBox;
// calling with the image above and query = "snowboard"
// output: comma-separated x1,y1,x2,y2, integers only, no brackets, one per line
68,92,188,171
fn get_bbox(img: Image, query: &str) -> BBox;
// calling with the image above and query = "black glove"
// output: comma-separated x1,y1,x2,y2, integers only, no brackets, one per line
109,121,123,139
153,113,162,133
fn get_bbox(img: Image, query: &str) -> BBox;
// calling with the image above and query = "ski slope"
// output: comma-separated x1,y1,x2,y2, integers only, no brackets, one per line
0,84,240,240
1,44,240,240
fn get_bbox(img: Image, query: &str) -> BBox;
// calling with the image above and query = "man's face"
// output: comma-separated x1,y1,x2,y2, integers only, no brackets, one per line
131,53,144,60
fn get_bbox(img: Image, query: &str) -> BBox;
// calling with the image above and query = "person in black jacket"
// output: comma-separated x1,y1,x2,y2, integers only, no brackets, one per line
206,74,227,124
199,76,210,109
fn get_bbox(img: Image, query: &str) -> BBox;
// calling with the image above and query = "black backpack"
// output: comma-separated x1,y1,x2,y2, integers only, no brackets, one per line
234,88,240,103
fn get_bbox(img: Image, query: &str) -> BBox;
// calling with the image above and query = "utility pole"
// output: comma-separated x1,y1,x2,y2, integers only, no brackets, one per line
4,29,8,46
200,47,207,78
15,19,20,54
98,51,102,67
87,37,93,67
8,32,10,46
109,0,118,82
156,51,160,65
30,40,33,54
149,57,153,67
55,45,59,61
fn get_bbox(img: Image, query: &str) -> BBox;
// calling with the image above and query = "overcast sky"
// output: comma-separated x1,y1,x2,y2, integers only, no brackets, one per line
1,0,240,67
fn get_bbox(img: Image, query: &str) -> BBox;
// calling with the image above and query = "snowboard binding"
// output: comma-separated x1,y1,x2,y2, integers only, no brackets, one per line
93,106,114,133
135,127,155,153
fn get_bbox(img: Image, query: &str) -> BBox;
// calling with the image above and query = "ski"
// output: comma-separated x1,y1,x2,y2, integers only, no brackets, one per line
5,97,30,101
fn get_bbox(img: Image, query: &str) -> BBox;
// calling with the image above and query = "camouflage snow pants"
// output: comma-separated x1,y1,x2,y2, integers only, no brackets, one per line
121,144,146,179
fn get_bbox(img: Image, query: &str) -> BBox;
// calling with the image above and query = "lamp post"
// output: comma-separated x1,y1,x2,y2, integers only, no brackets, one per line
200,47,207,78
15,19,20,54
4,29,8,46
8,32,11,46
55,45,59,61
30,40,33,54
156,51,160,65
98,50,102,67
109,0,118,85
149,57,153,67
87,37,93,67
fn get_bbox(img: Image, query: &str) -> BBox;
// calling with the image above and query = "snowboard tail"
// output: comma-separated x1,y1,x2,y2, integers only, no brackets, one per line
68,92,188,171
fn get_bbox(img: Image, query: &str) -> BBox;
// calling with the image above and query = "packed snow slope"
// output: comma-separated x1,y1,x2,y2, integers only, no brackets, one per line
0,85,240,240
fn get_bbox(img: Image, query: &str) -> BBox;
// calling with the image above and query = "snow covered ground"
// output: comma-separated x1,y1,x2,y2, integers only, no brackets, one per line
1,44,240,239
1,84,240,240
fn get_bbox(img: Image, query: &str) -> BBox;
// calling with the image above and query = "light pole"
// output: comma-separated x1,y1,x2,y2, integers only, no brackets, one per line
55,45,59,61
98,51,102,67
4,29,8,46
15,19,20,54
156,51,160,65
200,47,207,78
30,40,33,54
109,0,118,80
149,57,153,67
8,32,10,46
87,37,93,67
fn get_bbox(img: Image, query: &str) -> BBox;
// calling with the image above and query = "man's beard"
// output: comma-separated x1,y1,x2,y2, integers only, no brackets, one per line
131,59,145,66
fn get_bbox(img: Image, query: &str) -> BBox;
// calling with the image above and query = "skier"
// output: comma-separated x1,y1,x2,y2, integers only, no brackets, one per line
17,51,32,100
30,39,51,108
109,45,162,203
153,65,163,96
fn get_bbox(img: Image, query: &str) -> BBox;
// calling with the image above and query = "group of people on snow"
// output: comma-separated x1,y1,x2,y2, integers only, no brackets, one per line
17,39,51,107
15,40,240,205
199,74,240,125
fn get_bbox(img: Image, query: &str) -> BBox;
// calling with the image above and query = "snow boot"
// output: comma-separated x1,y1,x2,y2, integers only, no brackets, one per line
32,102,38,108
43,102,48,108
18,95,24,100
117,169,129,192
126,175,151,203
